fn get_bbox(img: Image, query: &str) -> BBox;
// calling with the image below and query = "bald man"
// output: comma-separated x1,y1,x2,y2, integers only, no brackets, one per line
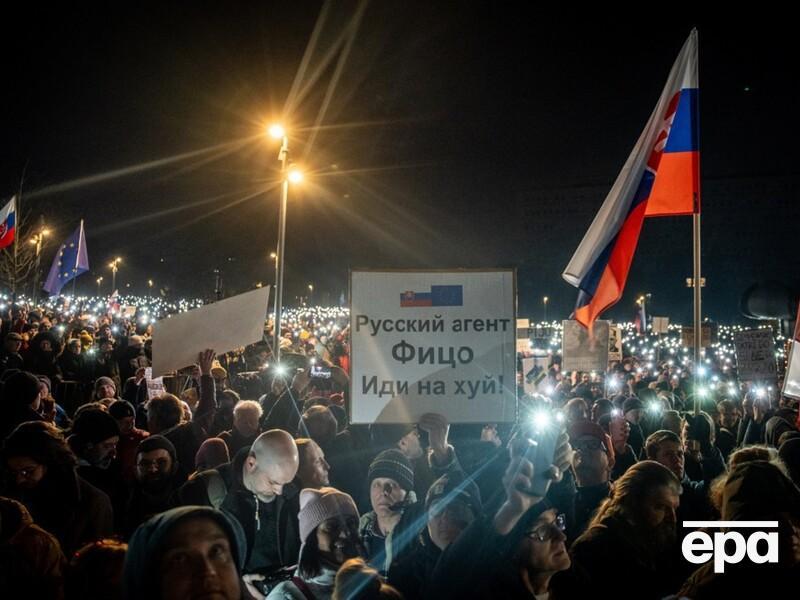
220,429,301,575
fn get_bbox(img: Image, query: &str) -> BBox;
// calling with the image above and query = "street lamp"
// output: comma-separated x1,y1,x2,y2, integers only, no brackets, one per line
308,283,314,306
148,279,154,293
543,296,549,323
268,123,303,366
29,223,50,304
96,276,104,296
109,257,122,292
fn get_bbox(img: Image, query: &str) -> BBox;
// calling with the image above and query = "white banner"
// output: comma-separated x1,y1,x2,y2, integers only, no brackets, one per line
562,319,610,372
608,325,622,363
734,329,777,381
783,342,800,399
151,287,270,376
350,270,516,424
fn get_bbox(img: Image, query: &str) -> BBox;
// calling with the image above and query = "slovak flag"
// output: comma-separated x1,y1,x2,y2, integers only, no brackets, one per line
563,30,699,330
0,196,16,250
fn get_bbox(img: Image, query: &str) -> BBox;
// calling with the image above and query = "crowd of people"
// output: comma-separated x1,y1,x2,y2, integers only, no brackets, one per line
1,299,800,599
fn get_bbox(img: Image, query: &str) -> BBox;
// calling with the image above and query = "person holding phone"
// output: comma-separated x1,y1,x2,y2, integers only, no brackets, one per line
426,429,572,599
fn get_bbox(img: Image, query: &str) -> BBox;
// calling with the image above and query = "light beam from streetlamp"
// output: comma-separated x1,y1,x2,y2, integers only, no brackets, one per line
268,124,286,139
288,168,303,184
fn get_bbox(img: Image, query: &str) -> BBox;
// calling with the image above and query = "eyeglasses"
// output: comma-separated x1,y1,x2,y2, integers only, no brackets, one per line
572,438,607,453
526,513,566,542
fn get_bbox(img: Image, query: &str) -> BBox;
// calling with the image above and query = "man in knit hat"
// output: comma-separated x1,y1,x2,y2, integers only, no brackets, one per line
123,434,181,537
94,376,118,403
568,418,614,541
623,397,646,457
108,399,149,485
0,331,25,375
359,448,426,575
389,471,483,598
68,408,122,500
124,506,247,599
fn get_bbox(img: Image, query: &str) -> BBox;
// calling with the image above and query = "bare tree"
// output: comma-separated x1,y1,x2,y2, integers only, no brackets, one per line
0,211,47,296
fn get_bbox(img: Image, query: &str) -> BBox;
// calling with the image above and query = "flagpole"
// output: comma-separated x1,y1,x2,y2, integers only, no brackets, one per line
692,28,702,416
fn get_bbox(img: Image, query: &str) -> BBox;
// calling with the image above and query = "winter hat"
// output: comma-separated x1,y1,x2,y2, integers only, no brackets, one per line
722,460,800,522
569,418,615,464
37,375,52,394
71,409,121,445
108,399,135,420
425,472,483,516
195,437,230,470
137,435,177,464
2,371,42,407
129,335,145,348
622,397,644,415
779,437,800,488
124,506,247,599
94,376,117,397
368,449,414,492
298,487,359,543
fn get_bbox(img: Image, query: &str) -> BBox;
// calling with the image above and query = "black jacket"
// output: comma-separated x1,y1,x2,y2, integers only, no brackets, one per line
219,450,301,573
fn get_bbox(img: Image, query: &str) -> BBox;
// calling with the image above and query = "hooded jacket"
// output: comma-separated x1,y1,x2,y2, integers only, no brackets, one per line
0,497,66,600
123,505,248,599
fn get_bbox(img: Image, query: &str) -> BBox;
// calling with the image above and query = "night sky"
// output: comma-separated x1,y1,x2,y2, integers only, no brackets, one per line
1,5,796,323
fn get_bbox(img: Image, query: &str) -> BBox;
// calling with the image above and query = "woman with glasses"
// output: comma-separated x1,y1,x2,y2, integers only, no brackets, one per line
427,431,573,599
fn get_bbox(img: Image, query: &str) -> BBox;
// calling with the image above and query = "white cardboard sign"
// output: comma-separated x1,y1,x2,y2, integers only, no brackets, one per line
562,319,610,372
734,329,776,381
350,270,516,424
151,287,270,376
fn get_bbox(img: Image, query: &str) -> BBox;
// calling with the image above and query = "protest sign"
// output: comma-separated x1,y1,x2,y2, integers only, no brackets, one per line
652,316,670,334
151,286,270,376
734,328,777,381
608,325,622,362
350,270,516,424
562,319,609,372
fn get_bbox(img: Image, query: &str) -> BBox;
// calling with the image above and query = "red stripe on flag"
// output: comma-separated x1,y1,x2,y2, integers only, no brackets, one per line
644,150,700,217
575,201,648,329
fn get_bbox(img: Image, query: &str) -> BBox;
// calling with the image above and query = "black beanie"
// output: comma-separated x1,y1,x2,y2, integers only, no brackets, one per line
71,409,121,445
3,371,42,407
368,449,414,492
108,399,136,420
137,435,177,464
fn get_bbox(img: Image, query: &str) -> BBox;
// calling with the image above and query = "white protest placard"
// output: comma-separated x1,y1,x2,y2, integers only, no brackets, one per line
122,306,137,318
522,354,550,396
151,286,270,376
734,328,777,381
652,316,670,334
608,325,622,363
350,270,516,424
147,377,165,400
516,338,531,353
516,318,530,329
562,319,610,372
783,342,800,399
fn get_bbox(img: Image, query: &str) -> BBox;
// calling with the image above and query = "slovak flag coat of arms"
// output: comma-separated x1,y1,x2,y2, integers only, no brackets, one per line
0,196,16,250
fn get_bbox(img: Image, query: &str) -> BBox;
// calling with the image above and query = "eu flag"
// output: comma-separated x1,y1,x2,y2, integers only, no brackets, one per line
43,221,89,296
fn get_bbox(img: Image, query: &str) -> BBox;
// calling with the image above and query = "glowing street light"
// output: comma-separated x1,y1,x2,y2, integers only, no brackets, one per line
543,296,549,322
267,123,304,367
109,257,122,292
96,276,104,296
